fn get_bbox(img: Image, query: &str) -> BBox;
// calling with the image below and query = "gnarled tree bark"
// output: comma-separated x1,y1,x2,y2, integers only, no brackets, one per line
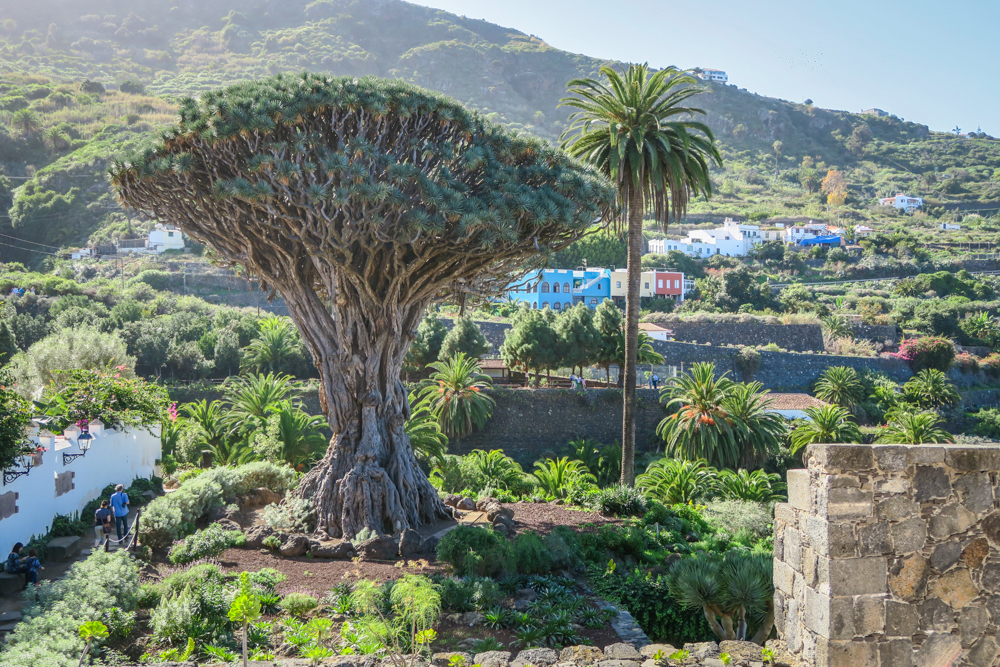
110,74,613,538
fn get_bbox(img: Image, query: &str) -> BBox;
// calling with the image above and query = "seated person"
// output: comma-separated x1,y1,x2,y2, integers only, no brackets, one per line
5,542,35,588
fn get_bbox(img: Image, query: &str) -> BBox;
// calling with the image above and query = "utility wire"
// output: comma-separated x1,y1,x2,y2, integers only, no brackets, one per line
0,239,64,256
0,232,61,249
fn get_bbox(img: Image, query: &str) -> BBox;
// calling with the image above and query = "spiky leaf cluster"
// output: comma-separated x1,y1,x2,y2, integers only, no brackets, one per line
110,73,614,304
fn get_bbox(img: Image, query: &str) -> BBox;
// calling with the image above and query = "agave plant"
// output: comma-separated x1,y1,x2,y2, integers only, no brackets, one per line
530,457,598,499
415,353,495,447
636,458,718,505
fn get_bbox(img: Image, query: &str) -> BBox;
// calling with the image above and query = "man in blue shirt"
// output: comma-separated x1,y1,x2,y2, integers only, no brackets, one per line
110,485,130,541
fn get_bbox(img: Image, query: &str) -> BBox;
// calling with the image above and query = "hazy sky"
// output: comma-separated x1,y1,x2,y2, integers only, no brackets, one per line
411,0,999,135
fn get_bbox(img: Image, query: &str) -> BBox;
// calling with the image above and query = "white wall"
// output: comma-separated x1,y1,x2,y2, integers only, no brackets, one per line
0,427,161,552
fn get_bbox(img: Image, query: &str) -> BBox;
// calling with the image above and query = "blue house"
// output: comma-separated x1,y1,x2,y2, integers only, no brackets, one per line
505,268,612,311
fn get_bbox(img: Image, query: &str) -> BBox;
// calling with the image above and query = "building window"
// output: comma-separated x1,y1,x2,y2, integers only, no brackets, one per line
616,281,621,288
644,282,649,289
541,282,550,293
542,301,550,309
168,232,174,237
553,283,560,293
563,282,570,293
553,302,561,310
532,303,537,309
657,280,663,288
590,298,598,305
674,280,679,289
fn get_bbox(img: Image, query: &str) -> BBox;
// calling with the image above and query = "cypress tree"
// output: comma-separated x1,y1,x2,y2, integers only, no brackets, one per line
438,316,490,361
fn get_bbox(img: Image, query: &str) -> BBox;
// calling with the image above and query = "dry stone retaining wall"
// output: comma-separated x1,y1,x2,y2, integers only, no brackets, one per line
774,443,1000,667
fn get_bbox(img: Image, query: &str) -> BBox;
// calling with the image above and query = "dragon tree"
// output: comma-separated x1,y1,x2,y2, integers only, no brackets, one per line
110,74,614,538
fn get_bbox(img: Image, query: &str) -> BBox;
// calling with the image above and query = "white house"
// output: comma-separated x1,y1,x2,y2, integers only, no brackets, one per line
940,223,961,231
765,394,830,420
783,222,827,245
147,225,186,253
698,69,728,83
637,323,674,341
649,219,761,257
879,193,923,213
854,225,875,237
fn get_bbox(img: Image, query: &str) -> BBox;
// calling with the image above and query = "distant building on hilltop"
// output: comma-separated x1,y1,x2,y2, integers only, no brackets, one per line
862,108,889,117
940,222,961,231
879,193,923,213
113,224,186,255
697,68,728,83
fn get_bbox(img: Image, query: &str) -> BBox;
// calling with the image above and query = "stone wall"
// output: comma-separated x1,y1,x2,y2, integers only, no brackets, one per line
664,322,826,352
852,324,899,345
453,388,665,465
774,443,1000,667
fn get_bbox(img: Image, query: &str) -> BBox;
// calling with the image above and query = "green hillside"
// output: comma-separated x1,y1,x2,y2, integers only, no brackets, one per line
1,0,999,265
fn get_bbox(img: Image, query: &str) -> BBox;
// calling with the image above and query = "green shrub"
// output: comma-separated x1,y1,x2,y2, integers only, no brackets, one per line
701,500,774,544
137,583,162,609
436,525,508,577
151,586,200,643
141,462,295,549
0,551,140,666
587,563,713,646
168,523,247,565
594,485,648,517
894,337,955,372
510,532,551,575
279,592,320,616
261,496,315,534
972,408,1000,439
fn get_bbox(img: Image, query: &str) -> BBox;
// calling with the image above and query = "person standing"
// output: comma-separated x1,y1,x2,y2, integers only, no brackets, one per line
94,500,113,548
110,484,130,541
651,373,660,390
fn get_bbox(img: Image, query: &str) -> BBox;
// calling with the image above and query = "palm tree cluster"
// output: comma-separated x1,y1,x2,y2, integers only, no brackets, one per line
168,372,328,470
657,363,786,470
637,459,786,505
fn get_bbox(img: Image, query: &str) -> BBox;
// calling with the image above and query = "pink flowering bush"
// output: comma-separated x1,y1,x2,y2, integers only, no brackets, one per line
953,352,980,374
892,337,955,372
42,369,169,432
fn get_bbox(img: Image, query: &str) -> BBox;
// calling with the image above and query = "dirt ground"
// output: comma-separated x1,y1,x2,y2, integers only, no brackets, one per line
142,502,623,596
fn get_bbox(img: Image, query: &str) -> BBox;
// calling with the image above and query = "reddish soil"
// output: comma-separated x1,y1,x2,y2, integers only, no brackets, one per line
143,503,624,596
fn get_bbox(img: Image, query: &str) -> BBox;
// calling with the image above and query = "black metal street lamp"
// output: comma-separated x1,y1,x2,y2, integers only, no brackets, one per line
3,449,33,486
63,433,93,466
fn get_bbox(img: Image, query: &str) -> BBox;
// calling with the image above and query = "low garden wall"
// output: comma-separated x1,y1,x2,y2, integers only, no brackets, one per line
0,427,161,551
665,321,825,352
775,443,1000,667
452,388,665,464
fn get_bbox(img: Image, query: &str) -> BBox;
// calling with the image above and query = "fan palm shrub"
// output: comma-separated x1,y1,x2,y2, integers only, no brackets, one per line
715,469,786,503
813,366,864,408
404,392,448,466
789,405,863,454
242,316,299,374
877,412,954,444
560,63,721,486
722,382,786,469
666,551,773,644
636,458,717,504
415,353,495,448
530,457,598,499
902,369,960,408
657,363,741,469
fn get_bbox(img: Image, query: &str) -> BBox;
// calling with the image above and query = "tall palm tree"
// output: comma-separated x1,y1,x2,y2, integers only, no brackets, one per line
722,382,787,469
877,412,954,444
657,363,742,469
813,366,864,407
561,64,721,486
790,404,863,453
415,353,495,450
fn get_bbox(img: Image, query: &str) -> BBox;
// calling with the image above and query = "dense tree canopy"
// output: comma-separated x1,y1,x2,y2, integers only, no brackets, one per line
110,74,614,538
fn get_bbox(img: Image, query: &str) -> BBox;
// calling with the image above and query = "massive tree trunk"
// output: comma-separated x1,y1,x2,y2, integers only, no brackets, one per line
620,186,644,486
281,282,448,539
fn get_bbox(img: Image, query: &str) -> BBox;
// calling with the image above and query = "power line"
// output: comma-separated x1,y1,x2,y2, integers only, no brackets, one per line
0,239,64,256
0,232,61,249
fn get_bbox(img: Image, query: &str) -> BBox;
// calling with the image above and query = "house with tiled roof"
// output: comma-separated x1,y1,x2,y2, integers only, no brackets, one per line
765,393,830,420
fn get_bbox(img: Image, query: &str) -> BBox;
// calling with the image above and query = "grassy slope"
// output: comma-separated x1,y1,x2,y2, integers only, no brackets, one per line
0,0,999,266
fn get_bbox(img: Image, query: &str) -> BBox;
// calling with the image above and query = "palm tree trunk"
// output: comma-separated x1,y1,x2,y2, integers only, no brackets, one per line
620,186,644,486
